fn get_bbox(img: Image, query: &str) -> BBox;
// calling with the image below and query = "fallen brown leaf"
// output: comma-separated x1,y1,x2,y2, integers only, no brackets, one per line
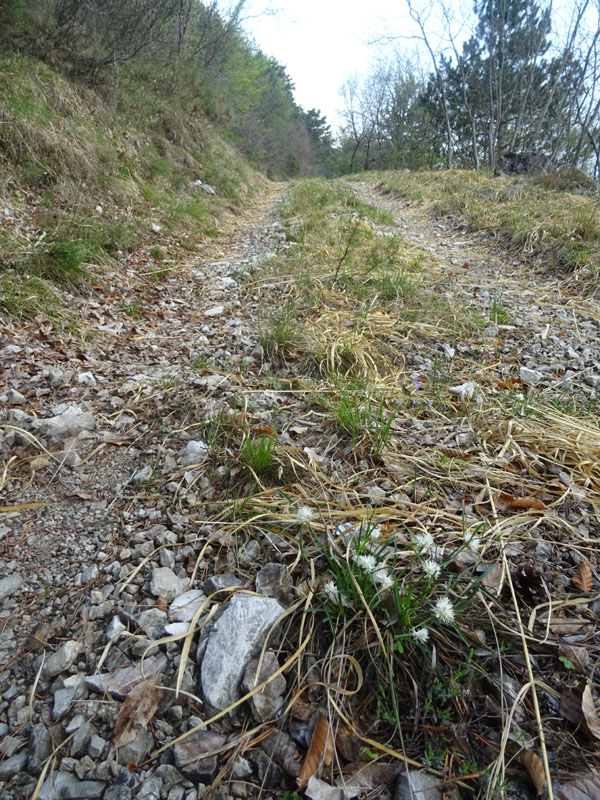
482,562,505,595
508,495,547,510
573,561,593,593
581,684,600,740
334,726,362,763
558,643,590,674
114,674,163,749
560,687,585,728
298,712,333,784
520,749,546,796
29,456,50,471
554,772,600,799
250,425,277,436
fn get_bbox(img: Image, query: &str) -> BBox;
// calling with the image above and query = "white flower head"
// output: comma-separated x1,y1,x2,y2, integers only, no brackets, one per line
372,568,394,589
414,532,435,553
323,580,340,604
433,596,455,625
412,627,429,644
466,535,480,552
422,559,441,580
296,506,314,524
354,553,378,574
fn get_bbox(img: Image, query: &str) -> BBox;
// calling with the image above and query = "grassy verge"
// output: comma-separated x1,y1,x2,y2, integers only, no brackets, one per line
175,177,600,798
0,54,265,321
364,168,600,281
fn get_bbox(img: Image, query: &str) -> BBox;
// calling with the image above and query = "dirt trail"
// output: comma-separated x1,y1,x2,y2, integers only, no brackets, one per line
352,179,600,402
1,177,600,799
0,183,285,664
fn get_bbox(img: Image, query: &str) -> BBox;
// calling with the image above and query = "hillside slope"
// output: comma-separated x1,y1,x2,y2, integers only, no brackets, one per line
0,54,269,322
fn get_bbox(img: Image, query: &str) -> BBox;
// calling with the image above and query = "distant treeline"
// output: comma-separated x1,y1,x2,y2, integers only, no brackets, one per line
338,0,600,179
0,0,335,178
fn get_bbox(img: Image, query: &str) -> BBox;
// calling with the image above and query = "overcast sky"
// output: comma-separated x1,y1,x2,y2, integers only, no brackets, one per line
240,0,414,130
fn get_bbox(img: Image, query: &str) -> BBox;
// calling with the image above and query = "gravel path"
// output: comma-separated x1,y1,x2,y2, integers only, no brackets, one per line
1,177,599,799
0,185,289,799
353,180,600,403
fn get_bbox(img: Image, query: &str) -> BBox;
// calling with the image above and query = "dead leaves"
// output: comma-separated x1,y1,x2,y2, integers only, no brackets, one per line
494,492,547,511
580,684,600,740
558,643,590,674
560,682,600,741
554,772,600,800
520,749,546,796
114,674,162,749
572,561,593,593
298,712,334,784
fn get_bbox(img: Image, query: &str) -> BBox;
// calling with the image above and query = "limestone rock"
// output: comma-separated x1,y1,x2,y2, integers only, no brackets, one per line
149,567,188,603
40,640,81,680
242,650,286,721
199,594,284,712
255,562,293,606
0,573,23,601
520,366,543,385
85,653,166,699
35,406,96,438
180,440,208,466
169,589,206,622
173,730,226,782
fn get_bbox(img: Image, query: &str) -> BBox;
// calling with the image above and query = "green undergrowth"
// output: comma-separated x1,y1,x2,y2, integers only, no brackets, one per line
0,54,264,318
365,168,600,280
231,176,600,795
131,174,600,795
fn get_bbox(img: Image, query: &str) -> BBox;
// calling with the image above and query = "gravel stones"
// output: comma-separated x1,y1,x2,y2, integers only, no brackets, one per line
173,730,226,781
37,773,106,799
202,573,242,596
199,594,285,712
0,573,23,600
137,608,168,638
116,729,154,766
27,724,52,773
242,650,286,721
40,640,81,680
149,567,189,603
0,751,28,780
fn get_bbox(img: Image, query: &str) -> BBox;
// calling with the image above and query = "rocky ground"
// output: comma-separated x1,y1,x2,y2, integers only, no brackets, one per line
1,178,599,800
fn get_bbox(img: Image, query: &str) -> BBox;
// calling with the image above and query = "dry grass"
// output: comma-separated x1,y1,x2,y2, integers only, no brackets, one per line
197,177,600,797
368,169,600,285
0,54,265,319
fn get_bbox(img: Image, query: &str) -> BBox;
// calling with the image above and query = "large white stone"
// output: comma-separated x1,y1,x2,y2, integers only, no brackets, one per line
199,594,284,712
35,407,96,438
169,589,206,622
149,568,188,603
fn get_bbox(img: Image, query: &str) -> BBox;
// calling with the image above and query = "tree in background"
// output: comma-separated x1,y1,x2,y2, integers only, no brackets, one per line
336,0,600,178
